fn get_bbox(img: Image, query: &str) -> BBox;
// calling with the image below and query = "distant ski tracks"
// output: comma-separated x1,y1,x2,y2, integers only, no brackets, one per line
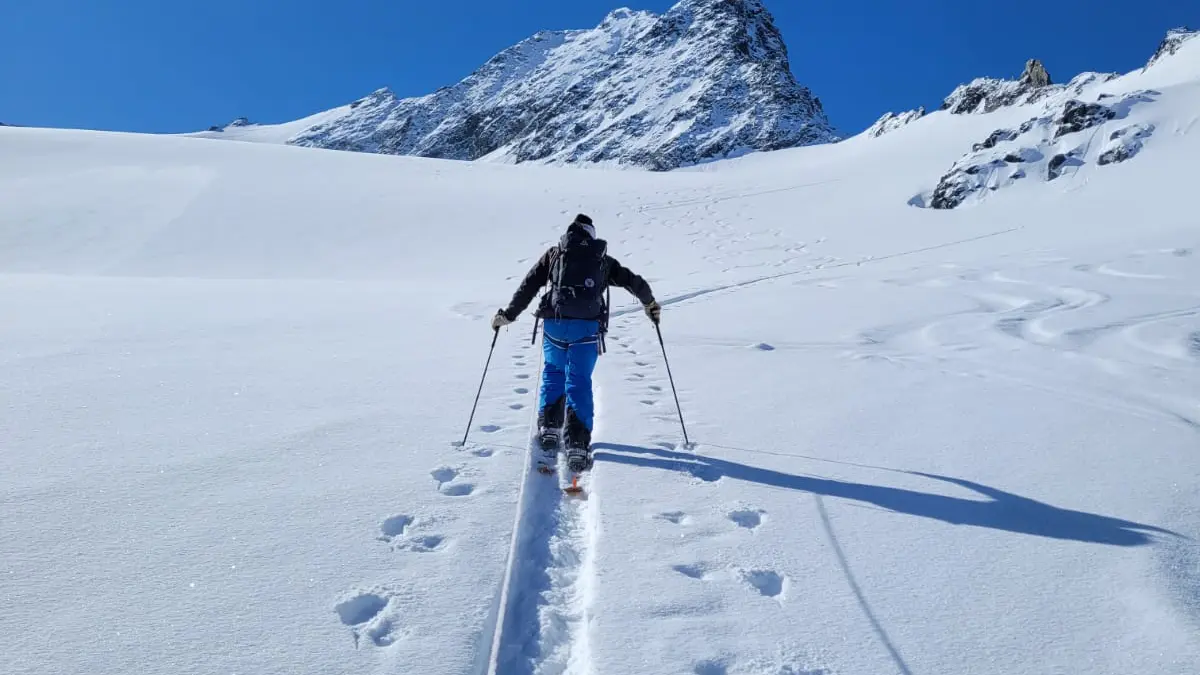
609,226,1023,319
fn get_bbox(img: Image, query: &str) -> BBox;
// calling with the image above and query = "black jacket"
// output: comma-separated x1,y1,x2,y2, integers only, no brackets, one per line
502,245,655,322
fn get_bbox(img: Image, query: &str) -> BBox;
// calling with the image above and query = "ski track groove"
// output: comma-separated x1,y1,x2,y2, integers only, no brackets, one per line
483,368,597,675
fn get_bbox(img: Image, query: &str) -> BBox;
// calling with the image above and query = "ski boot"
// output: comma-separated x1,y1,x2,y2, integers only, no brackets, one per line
564,414,594,474
566,444,593,474
537,398,566,474
537,428,561,473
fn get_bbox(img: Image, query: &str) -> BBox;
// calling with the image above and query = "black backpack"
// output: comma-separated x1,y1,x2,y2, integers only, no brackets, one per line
549,229,608,321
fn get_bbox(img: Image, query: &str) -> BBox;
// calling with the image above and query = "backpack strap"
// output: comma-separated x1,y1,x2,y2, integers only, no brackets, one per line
546,246,563,319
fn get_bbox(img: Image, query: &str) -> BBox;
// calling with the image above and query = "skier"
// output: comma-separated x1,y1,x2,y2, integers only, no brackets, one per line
492,214,661,474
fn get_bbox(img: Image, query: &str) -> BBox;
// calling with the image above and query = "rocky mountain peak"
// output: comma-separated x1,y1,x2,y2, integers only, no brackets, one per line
1020,59,1052,87
941,59,1115,116
285,0,836,169
1145,27,1198,69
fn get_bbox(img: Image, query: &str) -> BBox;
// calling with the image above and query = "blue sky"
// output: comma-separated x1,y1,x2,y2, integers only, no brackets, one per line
1,0,1195,135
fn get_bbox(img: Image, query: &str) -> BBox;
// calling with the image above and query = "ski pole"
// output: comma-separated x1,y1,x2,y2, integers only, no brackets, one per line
654,321,692,449
458,327,500,447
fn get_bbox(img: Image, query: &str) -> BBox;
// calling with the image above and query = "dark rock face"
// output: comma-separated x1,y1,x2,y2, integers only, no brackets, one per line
1021,59,1052,87
929,170,975,210
1054,100,1115,138
287,0,838,169
973,129,1018,152
1046,151,1083,181
1097,145,1134,166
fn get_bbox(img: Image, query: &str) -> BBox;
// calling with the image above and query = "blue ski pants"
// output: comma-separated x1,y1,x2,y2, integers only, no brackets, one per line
539,318,601,431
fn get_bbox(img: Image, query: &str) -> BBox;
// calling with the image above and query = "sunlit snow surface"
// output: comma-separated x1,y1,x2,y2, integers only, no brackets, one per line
3,37,1200,675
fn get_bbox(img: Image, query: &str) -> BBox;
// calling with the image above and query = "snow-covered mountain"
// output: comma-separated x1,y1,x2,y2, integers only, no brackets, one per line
1147,26,1198,69
196,0,836,170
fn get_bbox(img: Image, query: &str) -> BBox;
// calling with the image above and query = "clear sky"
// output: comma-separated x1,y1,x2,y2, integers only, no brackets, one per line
1,0,1196,135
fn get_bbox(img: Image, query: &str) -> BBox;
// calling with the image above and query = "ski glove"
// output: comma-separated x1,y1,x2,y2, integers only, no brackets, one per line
491,309,514,330
644,300,662,324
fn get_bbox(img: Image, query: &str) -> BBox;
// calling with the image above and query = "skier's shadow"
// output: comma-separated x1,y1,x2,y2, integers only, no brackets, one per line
592,443,1180,546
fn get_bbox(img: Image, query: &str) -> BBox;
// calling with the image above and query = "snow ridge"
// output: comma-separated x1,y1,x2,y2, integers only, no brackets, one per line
941,60,1119,116
286,0,836,169
865,107,925,138
1145,27,1198,69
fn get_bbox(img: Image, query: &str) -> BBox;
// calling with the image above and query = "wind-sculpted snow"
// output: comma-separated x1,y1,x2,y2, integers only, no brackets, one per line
283,0,837,169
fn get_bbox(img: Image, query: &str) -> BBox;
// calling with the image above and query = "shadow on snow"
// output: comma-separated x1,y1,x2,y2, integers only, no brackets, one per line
592,443,1180,547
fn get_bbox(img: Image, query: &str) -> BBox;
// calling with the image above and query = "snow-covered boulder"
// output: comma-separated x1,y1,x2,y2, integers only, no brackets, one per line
865,107,925,138
287,0,838,169
1053,100,1115,138
1098,123,1155,165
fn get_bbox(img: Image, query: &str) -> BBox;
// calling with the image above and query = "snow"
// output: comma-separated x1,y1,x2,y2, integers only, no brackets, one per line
3,36,1200,675
184,104,358,144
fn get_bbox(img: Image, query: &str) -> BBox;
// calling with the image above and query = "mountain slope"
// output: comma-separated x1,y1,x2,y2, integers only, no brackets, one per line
194,0,836,170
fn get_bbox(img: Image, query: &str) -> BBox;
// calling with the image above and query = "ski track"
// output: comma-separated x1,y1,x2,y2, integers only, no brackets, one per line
486,424,598,675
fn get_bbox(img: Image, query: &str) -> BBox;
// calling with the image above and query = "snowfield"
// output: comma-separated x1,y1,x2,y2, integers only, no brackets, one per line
3,37,1200,675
